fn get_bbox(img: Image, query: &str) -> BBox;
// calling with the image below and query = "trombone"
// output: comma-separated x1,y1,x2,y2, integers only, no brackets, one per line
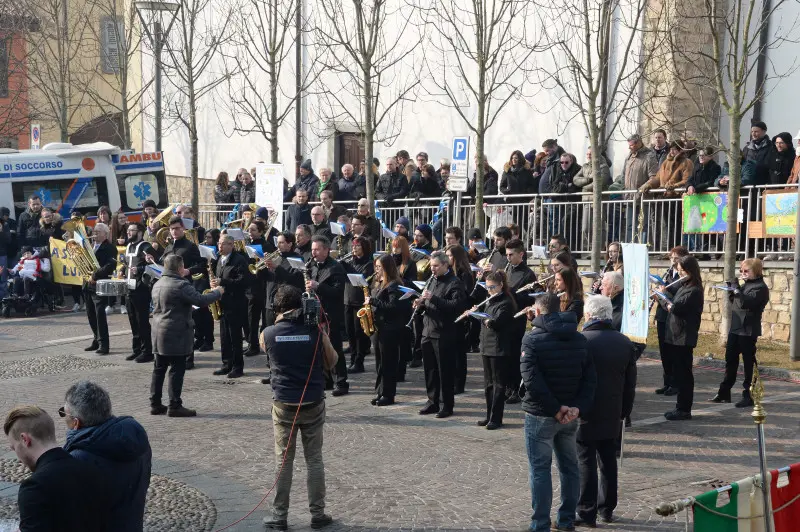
249,250,282,274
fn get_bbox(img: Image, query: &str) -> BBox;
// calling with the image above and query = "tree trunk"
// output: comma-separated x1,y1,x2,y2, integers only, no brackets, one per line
189,86,199,214
589,116,602,272
364,69,375,210
269,49,279,163
719,114,742,342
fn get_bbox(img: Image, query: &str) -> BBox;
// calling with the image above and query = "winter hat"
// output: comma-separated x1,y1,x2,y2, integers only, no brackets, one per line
467,228,483,241
300,159,313,171
255,207,270,220
524,150,536,164
751,120,767,132
396,216,411,232
415,224,432,242
142,199,157,209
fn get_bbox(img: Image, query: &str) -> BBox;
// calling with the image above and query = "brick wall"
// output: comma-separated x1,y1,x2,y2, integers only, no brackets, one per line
166,175,216,205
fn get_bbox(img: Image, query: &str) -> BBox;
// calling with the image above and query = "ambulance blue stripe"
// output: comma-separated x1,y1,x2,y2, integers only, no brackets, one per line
116,162,164,170
0,168,80,179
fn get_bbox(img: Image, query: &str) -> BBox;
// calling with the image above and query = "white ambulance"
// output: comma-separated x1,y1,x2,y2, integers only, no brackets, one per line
0,142,169,224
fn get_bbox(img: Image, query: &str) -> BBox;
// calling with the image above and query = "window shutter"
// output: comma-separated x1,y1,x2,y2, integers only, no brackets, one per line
100,16,124,74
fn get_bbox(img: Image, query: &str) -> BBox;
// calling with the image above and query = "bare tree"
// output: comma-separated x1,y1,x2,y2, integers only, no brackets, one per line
420,0,536,229
532,0,663,270
311,0,420,207
161,0,235,213
222,0,317,164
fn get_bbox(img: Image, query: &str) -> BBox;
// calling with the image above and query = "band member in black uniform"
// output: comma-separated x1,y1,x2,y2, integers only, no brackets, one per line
244,220,269,356
473,271,516,429
343,236,374,373
445,244,474,394
415,251,468,419
122,223,156,363
656,254,703,421
365,254,412,406
503,238,537,403
555,268,584,323
490,227,511,271
254,207,279,253
263,232,303,327
412,224,434,256
294,225,313,261
591,242,624,294
335,214,353,256
711,258,769,408
653,246,688,395
210,234,252,378
392,236,417,376
83,223,118,355
305,235,350,396
310,207,333,241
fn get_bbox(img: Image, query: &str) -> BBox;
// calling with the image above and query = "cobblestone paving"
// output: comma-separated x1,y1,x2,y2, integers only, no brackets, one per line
0,312,798,531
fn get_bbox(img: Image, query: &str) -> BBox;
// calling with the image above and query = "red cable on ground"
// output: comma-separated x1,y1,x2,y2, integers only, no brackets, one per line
214,316,325,531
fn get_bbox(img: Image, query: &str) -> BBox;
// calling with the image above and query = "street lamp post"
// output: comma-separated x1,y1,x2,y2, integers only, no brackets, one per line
135,0,180,152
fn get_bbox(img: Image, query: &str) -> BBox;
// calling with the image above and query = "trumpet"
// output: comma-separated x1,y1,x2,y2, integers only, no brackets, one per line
454,293,499,323
516,274,554,293
406,275,436,329
357,286,376,335
513,292,565,318
248,250,282,274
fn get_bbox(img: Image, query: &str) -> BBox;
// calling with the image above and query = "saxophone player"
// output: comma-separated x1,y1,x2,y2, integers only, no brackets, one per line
84,223,118,355
122,222,157,363
244,220,269,357
342,236,374,373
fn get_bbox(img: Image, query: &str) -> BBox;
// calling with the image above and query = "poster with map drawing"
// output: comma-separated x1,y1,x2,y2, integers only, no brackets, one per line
763,191,798,237
682,192,729,234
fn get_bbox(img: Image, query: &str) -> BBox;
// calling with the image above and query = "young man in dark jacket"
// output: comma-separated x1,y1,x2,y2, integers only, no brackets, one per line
61,381,151,532
17,194,45,248
521,292,596,532
375,157,409,201
712,258,770,407
575,297,637,527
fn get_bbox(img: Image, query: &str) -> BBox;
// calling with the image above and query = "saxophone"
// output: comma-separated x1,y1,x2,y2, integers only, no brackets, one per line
357,286,376,335
204,258,221,321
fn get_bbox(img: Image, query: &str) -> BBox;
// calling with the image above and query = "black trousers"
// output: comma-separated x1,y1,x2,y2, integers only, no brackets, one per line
422,335,455,410
84,288,109,346
345,305,371,364
220,308,245,371
71,285,83,305
468,319,481,351
325,323,349,390
126,288,152,356
374,332,399,399
150,354,187,408
718,333,758,399
412,314,424,362
577,437,618,523
247,297,266,349
454,322,469,392
656,320,673,387
193,307,214,344
506,322,525,395
397,327,412,380
482,355,507,424
666,343,694,412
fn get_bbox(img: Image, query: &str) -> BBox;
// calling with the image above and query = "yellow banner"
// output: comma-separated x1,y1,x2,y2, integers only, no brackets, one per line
49,237,83,286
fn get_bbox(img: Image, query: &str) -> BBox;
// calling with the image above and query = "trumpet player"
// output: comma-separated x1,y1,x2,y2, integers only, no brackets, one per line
244,220,269,357
365,254,412,406
416,251,468,419
83,222,117,355
504,239,537,404
343,237,374,373
262,232,303,328
122,223,157,363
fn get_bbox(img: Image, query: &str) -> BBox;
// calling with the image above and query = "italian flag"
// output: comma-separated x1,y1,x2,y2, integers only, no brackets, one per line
693,473,774,531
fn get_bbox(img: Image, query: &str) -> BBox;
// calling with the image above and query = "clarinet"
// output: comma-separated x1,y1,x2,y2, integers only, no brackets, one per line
405,275,436,329
592,259,613,294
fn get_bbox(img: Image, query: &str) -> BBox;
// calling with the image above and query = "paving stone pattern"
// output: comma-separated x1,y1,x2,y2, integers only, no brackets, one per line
0,313,798,531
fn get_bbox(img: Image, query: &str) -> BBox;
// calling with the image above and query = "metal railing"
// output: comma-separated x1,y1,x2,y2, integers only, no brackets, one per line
196,184,798,259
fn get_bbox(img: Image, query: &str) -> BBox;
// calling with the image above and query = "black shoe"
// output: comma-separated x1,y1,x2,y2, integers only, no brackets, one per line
735,397,754,408
370,396,380,406
243,348,260,357
625,416,632,428
655,385,669,394
95,346,109,355
505,393,521,404
409,359,422,368
135,354,154,363
227,368,244,379
419,404,439,415
331,387,349,397
212,367,232,376
486,421,502,430
435,409,453,419
663,387,678,396
349,364,365,374
551,524,575,531
193,338,203,350
599,514,615,524
573,517,597,528
84,342,99,352
476,419,489,427
198,343,213,352
150,404,168,415
664,409,692,421
310,514,333,529
185,361,195,370
125,352,139,361
167,406,197,417
263,517,288,531
260,377,271,384
376,396,394,406
710,394,731,403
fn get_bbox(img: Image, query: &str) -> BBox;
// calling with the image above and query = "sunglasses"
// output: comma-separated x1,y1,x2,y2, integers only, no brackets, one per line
560,161,570,165
58,406,76,419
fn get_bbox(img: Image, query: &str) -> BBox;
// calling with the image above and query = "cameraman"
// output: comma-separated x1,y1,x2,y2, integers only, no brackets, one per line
260,285,336,530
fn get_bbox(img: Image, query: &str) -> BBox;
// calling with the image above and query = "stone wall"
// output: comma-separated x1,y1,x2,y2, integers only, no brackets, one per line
165,175,216,205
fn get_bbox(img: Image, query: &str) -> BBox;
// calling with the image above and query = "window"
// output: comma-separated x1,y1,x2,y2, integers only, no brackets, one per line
12,178,109,219
0,37,9,98
100,17,124,74
116,171,168,210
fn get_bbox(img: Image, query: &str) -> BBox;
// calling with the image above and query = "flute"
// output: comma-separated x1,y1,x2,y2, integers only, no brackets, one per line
454,293,499,322
650,275,685,298
516,274,554,293
513,292,565,318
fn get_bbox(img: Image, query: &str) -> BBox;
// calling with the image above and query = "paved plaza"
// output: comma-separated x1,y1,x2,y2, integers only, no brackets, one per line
0,311,798,531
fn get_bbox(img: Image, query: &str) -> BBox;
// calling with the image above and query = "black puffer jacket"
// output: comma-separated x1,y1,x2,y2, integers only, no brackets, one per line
687,159,722,192
420,269,468,338
500,162,535,195
467,168,499,202
660,283,703,347
728,277,769,337
17,208,44,248
480,293,516,357
766,133,796,185
375,171,409,201
550,162,582,194
521,312,596,418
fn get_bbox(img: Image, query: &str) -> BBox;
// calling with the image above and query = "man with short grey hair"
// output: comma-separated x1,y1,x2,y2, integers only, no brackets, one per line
600,271,625,331
83,221,118,355
310,206,333,241
375,156,409,201
576,296,636,527
62,381,152,531
338,163,359,201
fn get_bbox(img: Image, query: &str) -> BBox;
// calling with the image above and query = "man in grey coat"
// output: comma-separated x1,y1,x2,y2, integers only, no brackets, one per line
150,254,224,417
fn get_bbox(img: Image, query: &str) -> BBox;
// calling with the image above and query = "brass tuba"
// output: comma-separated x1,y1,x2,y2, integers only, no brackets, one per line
64,230,100,281
357,286,376,335
149,204,177,248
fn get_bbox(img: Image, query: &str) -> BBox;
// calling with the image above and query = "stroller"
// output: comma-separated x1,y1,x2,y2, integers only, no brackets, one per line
1,247,57,318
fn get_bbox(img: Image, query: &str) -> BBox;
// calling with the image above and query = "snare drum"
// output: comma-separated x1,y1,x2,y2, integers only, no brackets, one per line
96,279,129,297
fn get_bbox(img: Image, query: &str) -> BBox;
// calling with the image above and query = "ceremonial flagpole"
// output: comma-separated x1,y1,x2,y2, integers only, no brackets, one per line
750,365,773,532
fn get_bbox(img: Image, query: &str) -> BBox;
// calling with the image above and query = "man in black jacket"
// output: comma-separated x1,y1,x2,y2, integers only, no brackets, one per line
600,271,625,332
294,224,313,261
286,189,313,232
521,292,596,532
354,199,382,244
416,251,468,418
123,222,157,363
575,297,637,527
310,206,334,241
264,233,303,327
84,222,118,355
211,234,253,378
285,159,320,202
305,235,349,395
503,238,537,403
17,194,45,248
4,405,111,531
375,157,409,201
